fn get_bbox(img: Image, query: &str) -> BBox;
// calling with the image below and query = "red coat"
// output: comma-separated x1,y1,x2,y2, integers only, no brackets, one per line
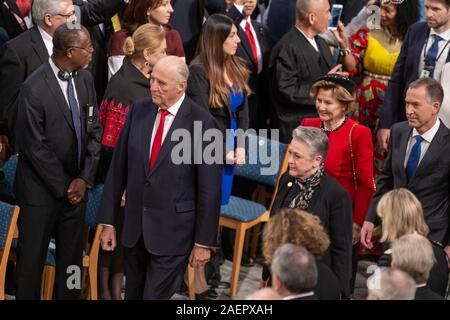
301,118,375,225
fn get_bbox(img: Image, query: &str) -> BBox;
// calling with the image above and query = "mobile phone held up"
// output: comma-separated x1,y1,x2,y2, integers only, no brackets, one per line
328,4,343,30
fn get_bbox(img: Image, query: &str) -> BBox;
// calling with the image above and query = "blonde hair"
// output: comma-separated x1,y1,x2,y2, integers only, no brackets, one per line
263,209,330,264
391,233,436,284
376,188,429,243
123,23,165,59
310,80,356,113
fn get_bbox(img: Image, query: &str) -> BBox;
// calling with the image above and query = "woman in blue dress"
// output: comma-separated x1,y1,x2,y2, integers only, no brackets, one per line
186,13,251,299
187,14,250,206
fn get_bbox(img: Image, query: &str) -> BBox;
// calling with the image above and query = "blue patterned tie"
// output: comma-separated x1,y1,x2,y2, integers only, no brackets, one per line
405,135,424,182
67,76,82,167
424,35,443,78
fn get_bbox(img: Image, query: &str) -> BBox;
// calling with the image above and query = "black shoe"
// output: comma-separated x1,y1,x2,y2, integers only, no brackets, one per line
195,289,218,300
215,281,230,289
241,256,255,267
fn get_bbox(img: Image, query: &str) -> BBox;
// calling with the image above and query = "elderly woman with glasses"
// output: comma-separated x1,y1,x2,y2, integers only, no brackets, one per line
270,126,353,299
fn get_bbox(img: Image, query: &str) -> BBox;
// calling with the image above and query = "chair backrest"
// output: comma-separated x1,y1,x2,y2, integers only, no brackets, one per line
235,134,288,187
0,154,18,203
85,184,104,229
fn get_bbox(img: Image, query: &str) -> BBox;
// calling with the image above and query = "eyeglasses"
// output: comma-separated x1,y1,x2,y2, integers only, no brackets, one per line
56,10,76,18
71,45,95,53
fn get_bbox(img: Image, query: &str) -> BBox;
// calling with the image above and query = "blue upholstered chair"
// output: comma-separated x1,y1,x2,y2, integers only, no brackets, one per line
0,201,19,299
0,154,18,204
220,134,288,297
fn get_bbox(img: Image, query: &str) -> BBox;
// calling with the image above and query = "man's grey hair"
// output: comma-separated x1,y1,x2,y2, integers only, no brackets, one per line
32,0,65,26
296,0,324,21
391,233,436,285
367,267,416,300
271,243,318,294
153,55,190,83
292,126,329,159
408,77,444,106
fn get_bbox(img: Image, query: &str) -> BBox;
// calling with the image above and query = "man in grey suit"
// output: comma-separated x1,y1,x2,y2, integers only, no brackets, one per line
361,77,450,264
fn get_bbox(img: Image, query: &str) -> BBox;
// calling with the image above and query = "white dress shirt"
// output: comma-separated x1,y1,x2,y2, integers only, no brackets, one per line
297,26,319,52
38,26,53,57
418,27,450,81
149,94,185,155
404,119,441,168
48,57,80,111
234,4,263,74
282,291,315,300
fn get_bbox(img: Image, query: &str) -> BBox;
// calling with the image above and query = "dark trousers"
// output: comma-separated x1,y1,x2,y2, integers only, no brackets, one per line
15,201,86,300
123,237,189,300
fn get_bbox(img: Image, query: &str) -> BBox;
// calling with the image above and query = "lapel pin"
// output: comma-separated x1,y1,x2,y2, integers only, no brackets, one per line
287,182,293,187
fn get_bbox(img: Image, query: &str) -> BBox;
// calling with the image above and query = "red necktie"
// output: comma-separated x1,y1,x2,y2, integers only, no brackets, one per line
149,109,170,170
16,0,31,17
245,21,258,72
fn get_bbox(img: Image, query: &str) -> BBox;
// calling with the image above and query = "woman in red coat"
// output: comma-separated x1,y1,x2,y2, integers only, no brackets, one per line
301,74,375,293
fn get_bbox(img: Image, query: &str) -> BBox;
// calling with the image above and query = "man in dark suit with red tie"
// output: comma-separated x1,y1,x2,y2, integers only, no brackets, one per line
97,56,222,300
227,0,270,130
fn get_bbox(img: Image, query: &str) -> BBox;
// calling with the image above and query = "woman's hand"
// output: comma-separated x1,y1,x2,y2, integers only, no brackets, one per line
235,147,246,165
330,21,350,50
352,223,362,245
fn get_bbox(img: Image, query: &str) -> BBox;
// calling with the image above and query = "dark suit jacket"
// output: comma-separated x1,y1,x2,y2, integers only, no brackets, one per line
380,22,450,129
415,286,445,300
170,0,206,63
14,62,102,205
186,60,249,148
271,172,353,299
0,26,48,138
0,0,124,139
365,121,450,245
0,0,25,40
96,97,222,256
268,27,335,142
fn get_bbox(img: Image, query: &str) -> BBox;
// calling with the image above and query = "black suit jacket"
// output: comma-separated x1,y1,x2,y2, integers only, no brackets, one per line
380,22,450,129
96,97,222,256
0,0,124,139
170,0,206,63
0,26,47,138
14,62,102,205
186,60,249,148
0,0,25,40
366,121,450,245
415,286,445,300
268,27,334,142
271,172,353,299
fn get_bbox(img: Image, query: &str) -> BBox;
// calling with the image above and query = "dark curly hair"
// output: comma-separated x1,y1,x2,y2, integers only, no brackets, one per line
377,0,420,40
263,209,330,263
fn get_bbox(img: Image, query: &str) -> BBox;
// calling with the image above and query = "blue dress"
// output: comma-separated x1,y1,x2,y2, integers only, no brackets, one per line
221,88,244,205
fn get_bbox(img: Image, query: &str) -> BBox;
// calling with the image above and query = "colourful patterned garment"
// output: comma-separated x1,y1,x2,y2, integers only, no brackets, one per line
99,99,130,148
349,28,402,178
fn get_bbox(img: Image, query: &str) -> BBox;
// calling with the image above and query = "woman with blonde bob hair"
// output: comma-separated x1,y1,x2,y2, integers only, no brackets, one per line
376,188,449,297
262,208,341,300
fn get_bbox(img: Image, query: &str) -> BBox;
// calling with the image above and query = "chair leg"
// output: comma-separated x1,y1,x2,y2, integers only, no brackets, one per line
89,265,97,300
41,266,55,300
187,264,195,300
250,223,261,259
230,225,246,298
